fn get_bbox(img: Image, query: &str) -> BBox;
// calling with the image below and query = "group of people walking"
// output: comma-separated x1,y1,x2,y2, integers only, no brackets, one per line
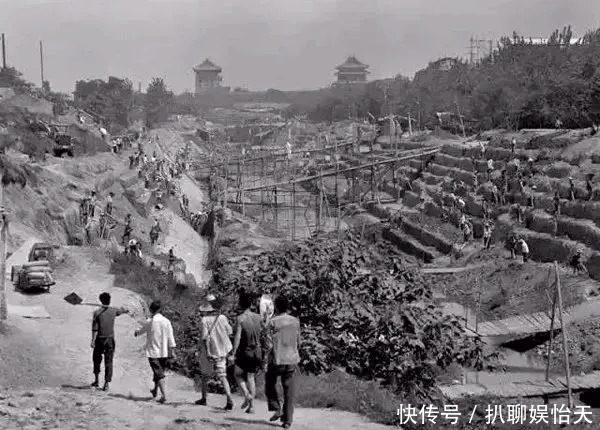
90,289,300,428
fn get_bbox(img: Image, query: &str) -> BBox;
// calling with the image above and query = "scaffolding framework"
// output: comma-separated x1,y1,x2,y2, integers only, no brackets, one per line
194,143,440,241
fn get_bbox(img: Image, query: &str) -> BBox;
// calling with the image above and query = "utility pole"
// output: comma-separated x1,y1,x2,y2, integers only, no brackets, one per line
469,36,475,64
0,172,7,320
545,271,558,382
1,33,6,69
455,101,466,138
554,261,573,408
40,41,45,91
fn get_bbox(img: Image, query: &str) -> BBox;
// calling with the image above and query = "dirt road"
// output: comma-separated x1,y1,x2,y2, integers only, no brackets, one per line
1,244,390,429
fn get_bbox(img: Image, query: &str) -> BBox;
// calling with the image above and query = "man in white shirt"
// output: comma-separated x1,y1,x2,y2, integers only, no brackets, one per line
519,239,530,263
134,300,176,403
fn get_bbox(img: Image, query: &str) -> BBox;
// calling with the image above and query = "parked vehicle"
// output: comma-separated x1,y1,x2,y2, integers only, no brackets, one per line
28,242,57,265
49,124,75,157
11,243,58,293
12,260,55,293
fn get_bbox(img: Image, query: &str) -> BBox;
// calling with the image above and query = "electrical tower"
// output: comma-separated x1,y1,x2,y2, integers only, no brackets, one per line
468,36,494,64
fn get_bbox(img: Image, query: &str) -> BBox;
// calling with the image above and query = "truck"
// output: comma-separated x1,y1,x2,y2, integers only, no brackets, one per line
11,243,57,293
49,124,76,157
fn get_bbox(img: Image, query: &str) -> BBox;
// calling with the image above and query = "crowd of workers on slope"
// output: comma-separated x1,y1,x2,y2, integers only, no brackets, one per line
433,137,591,270
90,289,301,429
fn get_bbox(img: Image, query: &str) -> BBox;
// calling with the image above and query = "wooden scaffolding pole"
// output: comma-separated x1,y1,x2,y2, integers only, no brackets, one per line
554,261,573,408
392,161,397,201
370,165,375,201
291,181,296,241
335,167,341,238
241,161,245,216
261,157,265,221
545,275,558,382
240,147,440,192
223,162,229,210
274,186,278,229
0,171,7,320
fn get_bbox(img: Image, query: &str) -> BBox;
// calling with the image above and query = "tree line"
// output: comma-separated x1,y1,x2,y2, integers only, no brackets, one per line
73,77,174,131
300,26,600,132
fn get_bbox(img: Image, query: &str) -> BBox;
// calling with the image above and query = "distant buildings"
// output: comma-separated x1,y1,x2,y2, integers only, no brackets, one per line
430,57,459,71
499,36,585,48
332,56,369,87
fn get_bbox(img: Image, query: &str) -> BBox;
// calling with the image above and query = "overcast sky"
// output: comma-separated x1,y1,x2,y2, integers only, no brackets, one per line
1,0,599,93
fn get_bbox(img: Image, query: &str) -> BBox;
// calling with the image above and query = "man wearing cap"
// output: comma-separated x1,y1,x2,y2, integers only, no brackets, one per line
195,294,234,410
195,294,216,406
91,292,130,391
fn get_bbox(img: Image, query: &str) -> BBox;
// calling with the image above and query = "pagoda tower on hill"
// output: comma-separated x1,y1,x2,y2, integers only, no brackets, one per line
333,55,369,86
193,58,223,95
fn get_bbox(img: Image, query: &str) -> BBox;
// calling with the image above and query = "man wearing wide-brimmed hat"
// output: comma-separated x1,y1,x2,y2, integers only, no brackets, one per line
195,294,234,410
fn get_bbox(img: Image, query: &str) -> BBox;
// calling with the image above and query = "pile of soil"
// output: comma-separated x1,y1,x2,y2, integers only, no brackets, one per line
426,249,585,321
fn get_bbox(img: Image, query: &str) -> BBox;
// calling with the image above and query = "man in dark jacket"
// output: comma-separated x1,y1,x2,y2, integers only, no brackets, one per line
91,292,129,391
262,295,300,429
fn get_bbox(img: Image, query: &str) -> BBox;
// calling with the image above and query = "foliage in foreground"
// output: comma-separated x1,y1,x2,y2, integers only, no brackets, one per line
211,228,484,399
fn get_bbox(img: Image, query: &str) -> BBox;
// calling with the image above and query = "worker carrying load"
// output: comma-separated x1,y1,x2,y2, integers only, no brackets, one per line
570,249,588,275
149,219,162,246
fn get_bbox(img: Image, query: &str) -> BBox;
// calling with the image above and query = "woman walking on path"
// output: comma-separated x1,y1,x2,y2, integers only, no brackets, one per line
231,291,263,414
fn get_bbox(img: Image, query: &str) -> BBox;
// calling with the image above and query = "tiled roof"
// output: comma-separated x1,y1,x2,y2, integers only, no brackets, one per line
335,55,369,70
194,59,222,72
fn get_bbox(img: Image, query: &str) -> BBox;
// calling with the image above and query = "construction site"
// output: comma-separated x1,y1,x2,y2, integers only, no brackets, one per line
2,10,600,429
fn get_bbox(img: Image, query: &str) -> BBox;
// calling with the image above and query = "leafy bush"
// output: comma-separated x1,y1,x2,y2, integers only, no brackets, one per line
211,229,484,399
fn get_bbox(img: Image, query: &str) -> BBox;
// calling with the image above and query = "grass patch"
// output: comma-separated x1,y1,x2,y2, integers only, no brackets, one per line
293,370,401,425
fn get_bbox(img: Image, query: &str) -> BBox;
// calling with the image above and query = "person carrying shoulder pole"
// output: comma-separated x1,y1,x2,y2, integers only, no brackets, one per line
91,292,130,391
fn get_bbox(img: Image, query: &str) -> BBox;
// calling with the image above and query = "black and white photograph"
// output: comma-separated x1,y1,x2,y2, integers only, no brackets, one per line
1,1,600,428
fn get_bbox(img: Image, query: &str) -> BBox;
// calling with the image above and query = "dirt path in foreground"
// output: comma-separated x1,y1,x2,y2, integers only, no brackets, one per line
1,244,390,430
